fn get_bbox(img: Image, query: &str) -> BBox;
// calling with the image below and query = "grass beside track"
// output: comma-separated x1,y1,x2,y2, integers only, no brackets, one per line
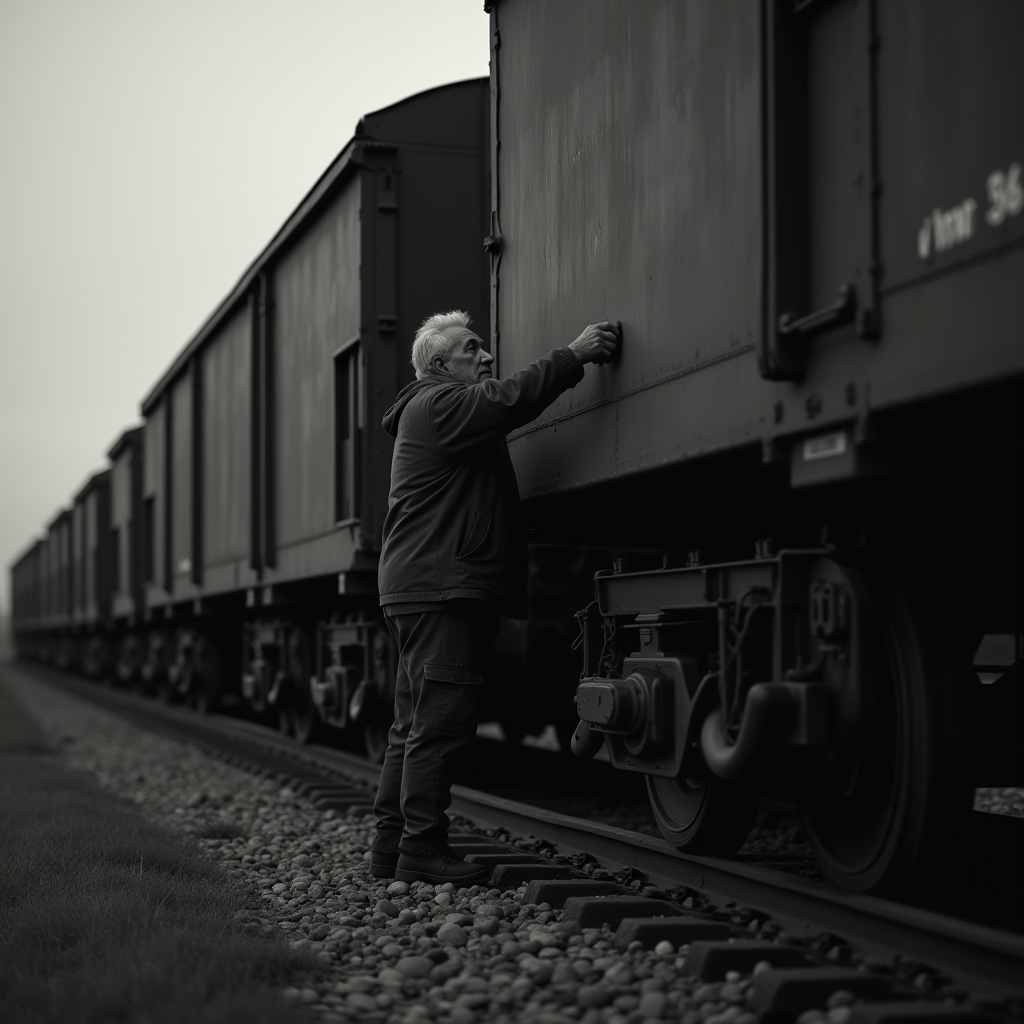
0,672,314,1024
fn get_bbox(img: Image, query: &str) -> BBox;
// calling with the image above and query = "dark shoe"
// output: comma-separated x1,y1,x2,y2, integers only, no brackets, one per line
369,849,399,878
395,849,490,885
369,830,402,878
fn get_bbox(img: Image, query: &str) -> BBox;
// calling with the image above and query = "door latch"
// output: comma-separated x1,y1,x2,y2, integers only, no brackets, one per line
778,284,856,338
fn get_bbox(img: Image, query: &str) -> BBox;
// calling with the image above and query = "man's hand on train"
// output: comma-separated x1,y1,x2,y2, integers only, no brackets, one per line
569,321,620,365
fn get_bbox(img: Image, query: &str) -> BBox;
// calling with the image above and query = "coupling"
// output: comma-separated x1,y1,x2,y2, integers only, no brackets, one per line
700,682,800,781
570,719,606,759
573,670,672,762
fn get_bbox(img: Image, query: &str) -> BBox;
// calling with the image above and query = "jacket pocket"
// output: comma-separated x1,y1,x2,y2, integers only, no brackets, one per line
457,508,493,559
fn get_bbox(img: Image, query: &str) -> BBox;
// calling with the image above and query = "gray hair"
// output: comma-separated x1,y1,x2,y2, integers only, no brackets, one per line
411,310,472,379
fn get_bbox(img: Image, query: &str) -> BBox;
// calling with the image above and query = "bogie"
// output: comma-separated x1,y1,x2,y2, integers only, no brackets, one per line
572,550,973,890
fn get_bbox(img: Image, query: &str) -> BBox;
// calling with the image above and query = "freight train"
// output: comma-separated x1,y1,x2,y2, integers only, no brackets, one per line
9,79,598,758
10,2,1024,893
485,0,1023,891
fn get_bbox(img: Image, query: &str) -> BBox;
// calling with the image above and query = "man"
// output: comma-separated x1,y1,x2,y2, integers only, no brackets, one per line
370,310,620,885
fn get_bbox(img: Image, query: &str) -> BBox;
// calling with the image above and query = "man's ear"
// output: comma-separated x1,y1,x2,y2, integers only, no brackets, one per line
431,355,449,375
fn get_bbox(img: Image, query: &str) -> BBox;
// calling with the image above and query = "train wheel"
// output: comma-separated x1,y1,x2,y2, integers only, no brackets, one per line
286,630,322,745
362,721,389,764
192,670,217,715
191,636,221,716
276,701,294,737
193,686,209,715
798,577,971,893
348,679,390,763
647,773,760,855
291,684,321,745
357,627,396,764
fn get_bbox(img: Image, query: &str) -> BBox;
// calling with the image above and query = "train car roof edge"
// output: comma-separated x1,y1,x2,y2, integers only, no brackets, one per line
138,77,486,416
7,535,45,573
138,134,358,415
107,425,143,461
73,468,112,506
46,507,72,530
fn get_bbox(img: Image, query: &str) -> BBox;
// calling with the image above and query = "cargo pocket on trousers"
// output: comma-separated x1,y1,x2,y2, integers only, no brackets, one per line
424,663,482,734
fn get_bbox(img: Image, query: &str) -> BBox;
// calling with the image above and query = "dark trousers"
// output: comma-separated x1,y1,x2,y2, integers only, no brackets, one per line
372,605,500,856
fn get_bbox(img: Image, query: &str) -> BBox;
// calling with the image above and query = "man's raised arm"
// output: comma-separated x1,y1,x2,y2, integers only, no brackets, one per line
428,321,620,458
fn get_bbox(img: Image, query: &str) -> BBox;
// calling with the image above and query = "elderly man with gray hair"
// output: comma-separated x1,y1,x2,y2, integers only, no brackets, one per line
370,310,619,884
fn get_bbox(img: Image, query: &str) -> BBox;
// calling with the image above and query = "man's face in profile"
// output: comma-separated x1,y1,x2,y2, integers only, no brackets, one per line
437,329,494,383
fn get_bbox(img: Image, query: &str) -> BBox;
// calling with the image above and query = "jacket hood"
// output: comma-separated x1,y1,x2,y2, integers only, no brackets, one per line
381,377,445,437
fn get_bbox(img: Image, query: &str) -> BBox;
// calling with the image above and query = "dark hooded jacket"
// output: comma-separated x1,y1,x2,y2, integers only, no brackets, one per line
378,348,584,618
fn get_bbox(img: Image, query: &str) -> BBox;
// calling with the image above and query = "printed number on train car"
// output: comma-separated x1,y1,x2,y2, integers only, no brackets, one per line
917,161,1021,259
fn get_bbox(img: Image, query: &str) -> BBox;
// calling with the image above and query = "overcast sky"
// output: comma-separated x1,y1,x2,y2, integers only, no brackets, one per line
0,0,489,614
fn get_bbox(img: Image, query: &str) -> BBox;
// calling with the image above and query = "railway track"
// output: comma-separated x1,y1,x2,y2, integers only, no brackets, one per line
19,662,1024,1012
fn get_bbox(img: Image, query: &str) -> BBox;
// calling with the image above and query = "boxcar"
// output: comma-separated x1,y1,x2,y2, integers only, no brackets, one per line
107,427,145,684
8,75,600,756
69,470,113,676
488,0,1024,890
10,539,44,660
130,79,491,746
41,509,75,668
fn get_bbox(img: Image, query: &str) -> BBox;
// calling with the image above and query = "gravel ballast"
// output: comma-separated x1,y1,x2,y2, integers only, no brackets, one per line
4,673,731,1023
5,668,1022,1024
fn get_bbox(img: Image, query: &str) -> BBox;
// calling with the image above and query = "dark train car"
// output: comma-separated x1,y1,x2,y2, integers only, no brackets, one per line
34,534,51,657
69,470,113,676
42,509,75,668
40,519,55,641
8,76,582,758
10,547,29,648
10,539,45,660
137,351,203,699
488,0,1024,890
108,428,146,684
134,79,491,745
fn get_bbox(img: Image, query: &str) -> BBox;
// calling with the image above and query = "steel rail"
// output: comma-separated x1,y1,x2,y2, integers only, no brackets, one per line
446,789,1024,998
18,667,1024,999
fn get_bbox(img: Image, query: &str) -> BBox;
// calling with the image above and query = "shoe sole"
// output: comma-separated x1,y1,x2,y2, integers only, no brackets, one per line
394,865,490,885
369,860,398,879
